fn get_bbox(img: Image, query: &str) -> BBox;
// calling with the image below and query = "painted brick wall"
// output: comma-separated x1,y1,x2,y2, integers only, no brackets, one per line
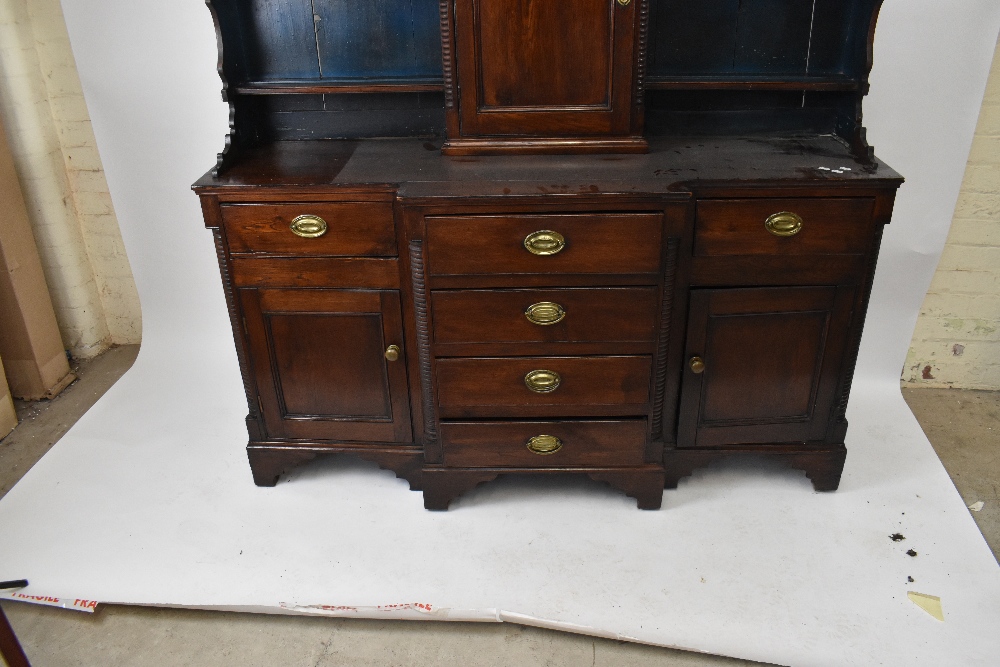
904,33,1000,389
0,0,140,358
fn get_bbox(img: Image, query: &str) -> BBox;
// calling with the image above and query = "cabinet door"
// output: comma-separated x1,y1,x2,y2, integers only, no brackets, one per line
240,289,411,443
677,287,854,447
453,0,637,136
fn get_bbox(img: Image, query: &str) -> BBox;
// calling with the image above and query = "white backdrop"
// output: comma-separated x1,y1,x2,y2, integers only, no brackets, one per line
1,2,998,665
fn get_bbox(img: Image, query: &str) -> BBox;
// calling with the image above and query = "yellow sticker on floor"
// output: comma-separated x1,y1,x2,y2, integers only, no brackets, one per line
907,591,944,621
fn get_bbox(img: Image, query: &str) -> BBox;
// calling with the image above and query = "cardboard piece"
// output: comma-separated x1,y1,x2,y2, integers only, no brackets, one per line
907,592,945,622
0,355,16,438
0,114,74,400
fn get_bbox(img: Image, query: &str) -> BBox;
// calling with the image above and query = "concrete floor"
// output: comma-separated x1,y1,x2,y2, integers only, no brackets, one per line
0,345,996,666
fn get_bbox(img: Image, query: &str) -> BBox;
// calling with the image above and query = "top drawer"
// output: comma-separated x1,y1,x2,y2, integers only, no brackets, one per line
221,202,396,257
426,213,663,276
695,198,875,257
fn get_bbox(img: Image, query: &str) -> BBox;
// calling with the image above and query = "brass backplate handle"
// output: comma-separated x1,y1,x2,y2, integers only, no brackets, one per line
689,356,706,374
764,211,803,237
616,0,631,6
524,302,566,326
524,230,566,256
384,345,400,362
526,434,563,455
290,214,328,238
524,369,561,393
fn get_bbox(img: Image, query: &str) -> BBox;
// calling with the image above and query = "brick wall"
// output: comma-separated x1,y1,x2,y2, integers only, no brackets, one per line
0,0,140,357
904,34,1000,389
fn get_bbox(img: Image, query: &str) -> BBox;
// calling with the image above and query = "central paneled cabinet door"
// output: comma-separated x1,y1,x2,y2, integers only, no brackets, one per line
677,286,856,447
453,0,637,136
239,289,411,443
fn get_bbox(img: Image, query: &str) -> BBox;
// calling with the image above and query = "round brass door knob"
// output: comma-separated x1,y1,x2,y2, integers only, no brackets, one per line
689,356,706,373
289,214,328,238
526,434,563,455
524,369,561,393
384,345,401,362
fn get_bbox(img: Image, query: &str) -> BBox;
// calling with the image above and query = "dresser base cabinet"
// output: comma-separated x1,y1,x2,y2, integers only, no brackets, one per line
196,137,901,509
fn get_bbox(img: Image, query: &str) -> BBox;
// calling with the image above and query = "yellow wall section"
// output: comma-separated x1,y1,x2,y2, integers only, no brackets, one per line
905,34,1000,389
0,0,140,358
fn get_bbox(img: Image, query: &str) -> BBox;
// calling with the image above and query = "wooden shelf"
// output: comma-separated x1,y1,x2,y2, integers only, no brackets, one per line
645,76,859,92
234,76,859,96
233,79,445,95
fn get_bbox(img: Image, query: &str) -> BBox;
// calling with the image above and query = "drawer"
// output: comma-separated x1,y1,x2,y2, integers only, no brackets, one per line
695,198,875,257
426,214,662,276
221,202,396,256
440,420,647,467
436,356,651,418
431,287,659,345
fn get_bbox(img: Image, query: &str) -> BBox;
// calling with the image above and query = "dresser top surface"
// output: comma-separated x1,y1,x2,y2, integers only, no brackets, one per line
193,135,903,196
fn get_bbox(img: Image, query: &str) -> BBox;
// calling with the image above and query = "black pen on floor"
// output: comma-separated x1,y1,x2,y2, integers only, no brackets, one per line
0,580,28,590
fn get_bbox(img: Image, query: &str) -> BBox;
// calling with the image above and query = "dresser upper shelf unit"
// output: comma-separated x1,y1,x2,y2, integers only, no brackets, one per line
208,0,886,169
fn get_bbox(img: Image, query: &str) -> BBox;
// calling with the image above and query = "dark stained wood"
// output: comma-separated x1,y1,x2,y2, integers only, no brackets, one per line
439,137,649,156
662,445,847,492
426,214,663,277
830,220,891,442
247,444,423,489
650,238,680,442
0,603,30,667
421,465,665,510
695,198,876,256
221,202,396,256
677,286,855,447
230,257,399,289
646,76,858,91
198,0,902,508
234,80,444,95
408,239,439,457
241,289,412,442
439,420,647,467
444,0,646,153
192,137,903,193
689,255,867,287
421,468,500,510
211,227,263,441
436,356,652,419
431,287,658,347
587,468,665,509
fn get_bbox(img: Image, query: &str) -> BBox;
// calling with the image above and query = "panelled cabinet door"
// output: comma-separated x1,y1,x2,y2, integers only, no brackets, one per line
240,289,411,443
453,0,637,136
677,286,855,447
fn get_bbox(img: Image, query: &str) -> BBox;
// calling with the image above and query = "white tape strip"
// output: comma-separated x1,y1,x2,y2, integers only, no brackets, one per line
0,590,99,613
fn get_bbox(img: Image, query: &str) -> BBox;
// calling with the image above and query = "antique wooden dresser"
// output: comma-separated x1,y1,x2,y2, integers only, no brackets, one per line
194,0,903,509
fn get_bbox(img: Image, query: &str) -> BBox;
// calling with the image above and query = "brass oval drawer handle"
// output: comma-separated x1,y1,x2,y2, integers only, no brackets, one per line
524,230,566,256
289,214,328,238
524,369,561,393
526,434,563,455
524,302,566,326
764,211,803,237
616,0,631,6
384,345,400,362
689,356,706,374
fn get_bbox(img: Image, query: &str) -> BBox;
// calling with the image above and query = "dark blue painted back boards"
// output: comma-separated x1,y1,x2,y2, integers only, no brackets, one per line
235,0,443,82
